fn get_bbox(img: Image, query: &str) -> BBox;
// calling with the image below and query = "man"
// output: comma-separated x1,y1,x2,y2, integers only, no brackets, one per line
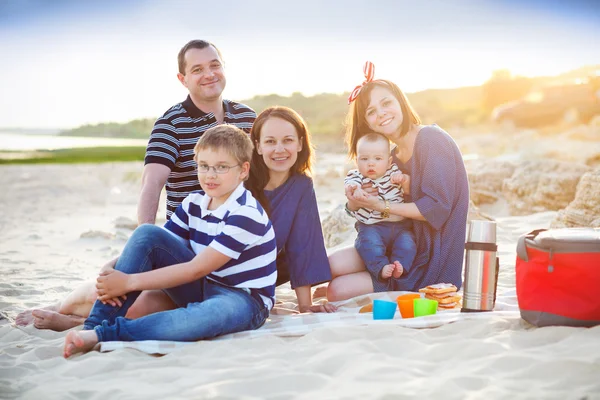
140,39,256,224
16,40,257,331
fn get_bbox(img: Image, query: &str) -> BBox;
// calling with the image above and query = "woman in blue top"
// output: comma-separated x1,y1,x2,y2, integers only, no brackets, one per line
324,63,470,302
246,106,334,313
17,107,334,331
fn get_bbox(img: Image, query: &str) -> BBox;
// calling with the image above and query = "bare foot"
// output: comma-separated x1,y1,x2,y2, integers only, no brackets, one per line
32,310,85,332
313,286,328,299
380,264,395,279
392,261,404,279
16,303,60,326
63,330,99,358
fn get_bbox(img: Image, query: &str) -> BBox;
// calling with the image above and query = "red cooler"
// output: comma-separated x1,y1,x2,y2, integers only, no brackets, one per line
516,228,600,327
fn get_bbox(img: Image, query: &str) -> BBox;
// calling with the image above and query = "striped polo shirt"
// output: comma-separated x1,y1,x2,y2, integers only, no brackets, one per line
344,163,406,224
145,96,256,219
163,183,277,309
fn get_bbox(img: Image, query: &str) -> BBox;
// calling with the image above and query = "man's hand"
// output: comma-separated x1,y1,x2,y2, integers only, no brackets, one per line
96,270,133,303
138,163,170,225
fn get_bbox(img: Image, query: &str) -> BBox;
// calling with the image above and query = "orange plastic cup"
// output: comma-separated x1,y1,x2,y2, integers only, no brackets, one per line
396,293,421,318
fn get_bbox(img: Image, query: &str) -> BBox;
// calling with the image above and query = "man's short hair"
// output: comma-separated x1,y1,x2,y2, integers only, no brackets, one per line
194,125,253,166
178,40,223,74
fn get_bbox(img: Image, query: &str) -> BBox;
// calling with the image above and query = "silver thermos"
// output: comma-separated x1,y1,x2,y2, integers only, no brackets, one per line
461,220,500,312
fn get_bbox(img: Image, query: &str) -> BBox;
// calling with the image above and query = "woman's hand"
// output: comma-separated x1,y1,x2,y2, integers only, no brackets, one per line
96,270,133,303
299,303,337,313
349,189,382,211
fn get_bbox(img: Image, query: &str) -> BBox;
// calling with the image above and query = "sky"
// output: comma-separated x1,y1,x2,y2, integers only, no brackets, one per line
0,0,599,129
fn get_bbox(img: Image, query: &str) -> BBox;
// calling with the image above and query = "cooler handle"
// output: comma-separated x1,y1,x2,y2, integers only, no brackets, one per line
516,229,547,262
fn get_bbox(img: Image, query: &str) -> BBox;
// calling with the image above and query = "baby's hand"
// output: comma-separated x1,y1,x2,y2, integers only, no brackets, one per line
390,171,406,185
391,172,411,195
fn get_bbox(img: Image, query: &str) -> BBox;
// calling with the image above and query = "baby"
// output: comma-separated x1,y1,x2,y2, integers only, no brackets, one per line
344,132,417,291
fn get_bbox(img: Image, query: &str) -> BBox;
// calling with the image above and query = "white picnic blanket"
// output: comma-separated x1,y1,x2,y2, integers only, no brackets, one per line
100,287,520,355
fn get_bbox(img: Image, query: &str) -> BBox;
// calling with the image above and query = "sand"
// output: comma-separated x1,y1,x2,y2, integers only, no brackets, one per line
1,159,599,400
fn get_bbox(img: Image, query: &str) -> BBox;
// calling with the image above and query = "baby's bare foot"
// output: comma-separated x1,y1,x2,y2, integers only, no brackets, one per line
393,261,404,279
380,264,395,279
32,310,85,332
63,330,99,358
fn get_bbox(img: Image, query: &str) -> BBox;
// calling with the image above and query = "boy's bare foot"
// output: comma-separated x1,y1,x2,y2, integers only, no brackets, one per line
16,303,60,326
313,286,328,299
63,330,99,358
392,261,404,279
32,310,85,332
380,264,395,279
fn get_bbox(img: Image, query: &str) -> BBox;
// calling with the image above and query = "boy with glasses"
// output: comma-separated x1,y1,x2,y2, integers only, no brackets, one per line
63,125,277,357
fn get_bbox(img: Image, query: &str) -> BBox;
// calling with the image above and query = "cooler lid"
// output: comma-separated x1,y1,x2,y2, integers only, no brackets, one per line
534,228,600,250
516,228,600,261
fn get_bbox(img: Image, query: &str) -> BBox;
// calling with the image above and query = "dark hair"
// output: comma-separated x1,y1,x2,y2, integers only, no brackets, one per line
356,132,391,155
245,106,314,215
346,79,421,159
177,40,224,75
194,124,252,167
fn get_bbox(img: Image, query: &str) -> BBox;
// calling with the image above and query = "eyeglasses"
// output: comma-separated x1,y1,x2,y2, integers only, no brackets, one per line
197,163,240,174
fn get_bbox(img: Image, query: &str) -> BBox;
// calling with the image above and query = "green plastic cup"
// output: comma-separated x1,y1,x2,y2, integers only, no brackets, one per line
413,298,438,317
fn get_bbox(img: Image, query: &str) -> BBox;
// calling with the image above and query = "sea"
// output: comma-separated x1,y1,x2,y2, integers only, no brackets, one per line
0,132,147,151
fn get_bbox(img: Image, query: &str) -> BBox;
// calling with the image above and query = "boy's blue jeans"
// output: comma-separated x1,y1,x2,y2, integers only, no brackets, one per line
83,224,269,342
355,219,417,292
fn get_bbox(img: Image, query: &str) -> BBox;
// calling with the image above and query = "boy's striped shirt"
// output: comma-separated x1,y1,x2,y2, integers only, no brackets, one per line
145,96,256,219
163,183,277,309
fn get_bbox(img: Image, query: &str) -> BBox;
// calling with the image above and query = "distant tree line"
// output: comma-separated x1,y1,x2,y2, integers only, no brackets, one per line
59,64,599,140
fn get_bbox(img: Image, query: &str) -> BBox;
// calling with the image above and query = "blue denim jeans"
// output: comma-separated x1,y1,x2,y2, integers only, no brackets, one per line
355,219,417,292
83,224,269,342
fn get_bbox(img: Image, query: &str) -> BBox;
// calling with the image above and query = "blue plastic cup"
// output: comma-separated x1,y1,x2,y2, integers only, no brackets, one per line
373,299,397,320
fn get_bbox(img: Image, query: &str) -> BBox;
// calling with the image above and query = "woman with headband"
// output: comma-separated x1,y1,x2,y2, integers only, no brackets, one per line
323,62,470,302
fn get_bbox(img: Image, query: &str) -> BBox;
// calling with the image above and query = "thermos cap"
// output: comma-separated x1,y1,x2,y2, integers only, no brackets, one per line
468,220,496,244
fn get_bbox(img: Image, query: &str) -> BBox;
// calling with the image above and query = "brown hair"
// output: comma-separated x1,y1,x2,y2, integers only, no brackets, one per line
177,40,224,75
193,124,253,168
346,79,421,159
245,106,314,215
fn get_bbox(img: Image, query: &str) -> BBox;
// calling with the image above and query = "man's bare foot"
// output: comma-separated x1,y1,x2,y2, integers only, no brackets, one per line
392,261,404,279
313,286,328,299
63,330,99,358
380,264,395,279
32,310,85,332
16,303,60,326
